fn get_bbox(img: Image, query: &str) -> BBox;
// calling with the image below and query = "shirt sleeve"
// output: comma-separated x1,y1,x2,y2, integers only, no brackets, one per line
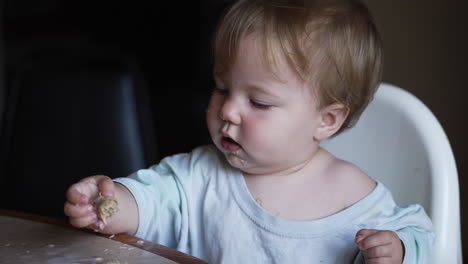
113,155,190,249
353,186,435,264
395,211,435,264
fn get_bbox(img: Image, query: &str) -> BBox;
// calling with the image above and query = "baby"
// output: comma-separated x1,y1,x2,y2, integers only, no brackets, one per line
64,0,434,263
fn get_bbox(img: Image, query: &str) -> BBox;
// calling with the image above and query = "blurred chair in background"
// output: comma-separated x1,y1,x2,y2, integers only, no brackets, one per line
321,83,462,263
0,39,158,218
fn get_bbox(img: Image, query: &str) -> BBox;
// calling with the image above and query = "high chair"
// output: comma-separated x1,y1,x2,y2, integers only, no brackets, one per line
321,82,462,263
0,40,158,218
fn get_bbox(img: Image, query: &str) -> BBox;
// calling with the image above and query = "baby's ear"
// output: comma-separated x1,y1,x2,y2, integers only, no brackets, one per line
314,103,349,141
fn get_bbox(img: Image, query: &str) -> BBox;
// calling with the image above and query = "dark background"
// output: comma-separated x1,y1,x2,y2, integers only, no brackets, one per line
1,0,466,260
0,0,228,237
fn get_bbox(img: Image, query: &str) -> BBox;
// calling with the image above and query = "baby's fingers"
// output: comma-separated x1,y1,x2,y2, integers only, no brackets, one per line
64,202,105,230
356,229,379,243
66,183,91,206
357,230,393,250
64,201,94,218
363,244,393,258
364,257,393,264
357,230,404,263
77,175,115,198
97,177,115,197
69,214,99,229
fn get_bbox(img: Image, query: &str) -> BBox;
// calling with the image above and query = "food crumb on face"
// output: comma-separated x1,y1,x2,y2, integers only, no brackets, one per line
255,198,263,207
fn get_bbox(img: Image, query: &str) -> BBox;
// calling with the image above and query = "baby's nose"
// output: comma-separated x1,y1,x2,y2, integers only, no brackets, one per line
219,100,241,125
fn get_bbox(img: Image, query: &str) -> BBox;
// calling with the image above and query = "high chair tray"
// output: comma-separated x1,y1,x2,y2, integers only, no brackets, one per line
0,210,206,264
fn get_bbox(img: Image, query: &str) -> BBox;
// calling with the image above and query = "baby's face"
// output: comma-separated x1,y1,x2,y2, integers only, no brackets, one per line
206,34,324,176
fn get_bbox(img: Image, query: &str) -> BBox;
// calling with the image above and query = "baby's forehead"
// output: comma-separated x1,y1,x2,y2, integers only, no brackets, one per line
223,32,317,81
215,48,317,99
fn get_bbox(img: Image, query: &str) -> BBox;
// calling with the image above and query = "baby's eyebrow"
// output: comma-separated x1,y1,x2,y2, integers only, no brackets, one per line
248,83,282,100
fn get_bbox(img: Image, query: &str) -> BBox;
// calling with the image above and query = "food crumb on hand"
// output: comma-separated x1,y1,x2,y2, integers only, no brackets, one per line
93,194,119,225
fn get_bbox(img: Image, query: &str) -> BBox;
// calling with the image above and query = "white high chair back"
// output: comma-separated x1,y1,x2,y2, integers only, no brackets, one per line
321,83,462,263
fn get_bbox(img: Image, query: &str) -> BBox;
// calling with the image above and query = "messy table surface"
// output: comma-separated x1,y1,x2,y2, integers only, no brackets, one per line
0,209,207,264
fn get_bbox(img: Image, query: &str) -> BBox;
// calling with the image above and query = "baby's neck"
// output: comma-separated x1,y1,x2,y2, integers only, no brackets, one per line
243,147,330,181
242,148,372,221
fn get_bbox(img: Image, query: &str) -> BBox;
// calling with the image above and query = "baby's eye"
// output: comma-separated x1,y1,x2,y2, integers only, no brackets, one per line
250,100,272,110
213,87,228,96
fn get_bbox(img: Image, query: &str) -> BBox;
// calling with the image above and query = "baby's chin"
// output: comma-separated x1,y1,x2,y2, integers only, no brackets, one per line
223,153,269,175
215,144,272,174
224,152,247,168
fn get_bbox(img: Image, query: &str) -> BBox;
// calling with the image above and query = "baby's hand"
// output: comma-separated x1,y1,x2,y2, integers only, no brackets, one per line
355,229,404,264
64,175,115,231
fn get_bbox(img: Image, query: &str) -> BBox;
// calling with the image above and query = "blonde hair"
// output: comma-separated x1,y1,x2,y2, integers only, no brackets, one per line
213,0,383,135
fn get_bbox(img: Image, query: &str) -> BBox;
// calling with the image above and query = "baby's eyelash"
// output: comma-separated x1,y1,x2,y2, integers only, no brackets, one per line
250,100,272,109
214,87,228,96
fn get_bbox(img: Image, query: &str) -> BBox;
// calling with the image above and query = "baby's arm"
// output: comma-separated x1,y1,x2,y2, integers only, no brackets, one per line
355,229,404,264
64,175,138,235
353,203,434,264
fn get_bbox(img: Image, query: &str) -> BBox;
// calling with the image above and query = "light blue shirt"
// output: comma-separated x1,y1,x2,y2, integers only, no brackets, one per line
115,145,434,264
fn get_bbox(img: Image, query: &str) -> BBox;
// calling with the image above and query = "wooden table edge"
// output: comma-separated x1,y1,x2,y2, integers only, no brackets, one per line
0,209,208,264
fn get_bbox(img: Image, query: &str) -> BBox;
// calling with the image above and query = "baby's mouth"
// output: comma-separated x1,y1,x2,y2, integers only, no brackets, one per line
221,136,242,152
